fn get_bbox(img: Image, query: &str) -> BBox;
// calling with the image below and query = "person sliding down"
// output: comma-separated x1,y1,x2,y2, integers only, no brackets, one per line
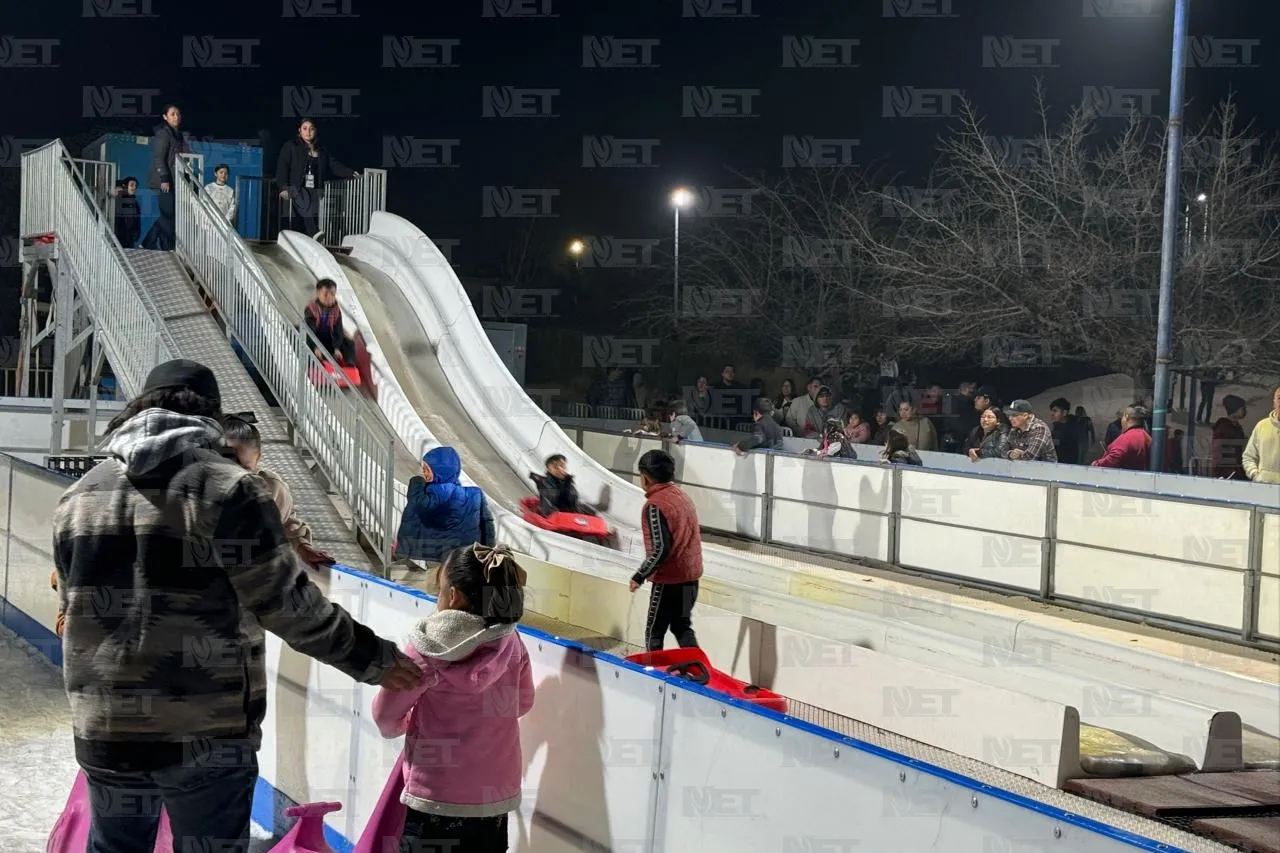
629,449,704,652
305,277,357,366
528,453,596,516
396,446,496,568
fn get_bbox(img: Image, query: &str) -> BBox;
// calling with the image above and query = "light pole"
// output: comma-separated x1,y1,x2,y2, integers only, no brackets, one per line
670,187,693,319
568,238,584,271
1149,0,1192,472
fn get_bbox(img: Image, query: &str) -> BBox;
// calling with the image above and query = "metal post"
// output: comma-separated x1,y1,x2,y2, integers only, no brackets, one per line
1150,0,1192,471
49,261,75,455
1185,373,1199,470
86,330,103,451
382,437,396,577
1041,483,1059,600
888,465,903,565
672,206,680,321
761,452,775,544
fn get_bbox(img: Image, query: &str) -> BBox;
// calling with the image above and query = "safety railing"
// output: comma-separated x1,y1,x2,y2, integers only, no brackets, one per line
232,171,387,247
1,368,54,398
174,155,399,568
570,426,1280,650
20,141,174,397
67,157,118,232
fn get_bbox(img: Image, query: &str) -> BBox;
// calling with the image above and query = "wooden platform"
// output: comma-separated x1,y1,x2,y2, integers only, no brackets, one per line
1065,772,1280,853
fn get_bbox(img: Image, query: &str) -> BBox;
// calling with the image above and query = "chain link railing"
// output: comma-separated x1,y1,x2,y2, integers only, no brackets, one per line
174,155,398,568
20,141,173,397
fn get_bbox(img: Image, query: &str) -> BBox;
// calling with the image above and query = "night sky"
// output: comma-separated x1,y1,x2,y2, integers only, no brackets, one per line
2,0,1276,273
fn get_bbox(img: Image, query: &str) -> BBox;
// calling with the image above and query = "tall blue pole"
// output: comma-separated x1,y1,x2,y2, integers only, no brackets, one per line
1150,0,1192,472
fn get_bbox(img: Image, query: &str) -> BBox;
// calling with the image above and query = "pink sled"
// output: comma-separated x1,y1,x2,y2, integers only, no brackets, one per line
47,769,345,853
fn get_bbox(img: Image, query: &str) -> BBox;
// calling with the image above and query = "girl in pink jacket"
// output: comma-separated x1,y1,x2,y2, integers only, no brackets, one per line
372,543,534,852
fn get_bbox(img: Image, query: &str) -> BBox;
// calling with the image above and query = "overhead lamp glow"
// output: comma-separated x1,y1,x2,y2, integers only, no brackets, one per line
670,188,693,209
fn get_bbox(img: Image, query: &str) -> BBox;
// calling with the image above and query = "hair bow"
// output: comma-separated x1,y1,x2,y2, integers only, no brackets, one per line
472,542,527,587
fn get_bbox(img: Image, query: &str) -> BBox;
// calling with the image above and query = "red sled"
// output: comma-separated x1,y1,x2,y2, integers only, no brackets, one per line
309,360,362,389
626,647,788,714
519,496,611,541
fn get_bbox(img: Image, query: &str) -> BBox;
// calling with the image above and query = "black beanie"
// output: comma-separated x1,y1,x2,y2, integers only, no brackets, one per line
1222,394,1246,415
141,359,221,406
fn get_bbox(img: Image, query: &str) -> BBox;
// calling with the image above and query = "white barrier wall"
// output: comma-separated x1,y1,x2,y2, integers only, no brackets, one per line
574,429,1279,646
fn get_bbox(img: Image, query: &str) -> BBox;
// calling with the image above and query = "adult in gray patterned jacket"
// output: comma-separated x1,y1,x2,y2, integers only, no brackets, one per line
51,358,422,853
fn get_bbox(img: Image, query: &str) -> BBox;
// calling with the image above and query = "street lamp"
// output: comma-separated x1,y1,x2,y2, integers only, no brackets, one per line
670,187,693,318
1149,0,1191,472
568,239,584,270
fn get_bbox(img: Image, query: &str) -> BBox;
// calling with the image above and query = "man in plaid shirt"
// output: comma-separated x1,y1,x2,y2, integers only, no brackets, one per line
1004,399,1059,462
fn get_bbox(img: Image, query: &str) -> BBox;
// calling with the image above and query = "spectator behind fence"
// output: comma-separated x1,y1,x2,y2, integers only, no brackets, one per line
1049,397,1084,464
968,406,1012,461
804,386,846,437
276,117,356,242
1104,408,1126,448
667,400,703,443
1075,406,1098,462
845,411,872,445
52,359,421,853
1242,385,1280,484
880,430,922,466
142,104,185,251
1005,400,1058,462
774,378,797,425
1211,395,1249,479
787,377,821,435
734,398,784,456
687,376,712,419
892,401,937,452
204,163,237,224
871,407,894,445
113,176,141,248
1092,405,1152,470
805,418,858,461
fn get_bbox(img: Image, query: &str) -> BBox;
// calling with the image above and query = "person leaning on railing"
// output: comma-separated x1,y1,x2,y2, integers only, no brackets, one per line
276,117,358,243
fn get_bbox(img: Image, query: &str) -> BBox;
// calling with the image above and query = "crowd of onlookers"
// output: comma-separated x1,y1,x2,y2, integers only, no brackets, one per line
584,364,1280,482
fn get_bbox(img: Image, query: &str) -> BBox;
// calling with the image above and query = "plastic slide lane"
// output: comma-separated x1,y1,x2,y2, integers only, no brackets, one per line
258,233,640,574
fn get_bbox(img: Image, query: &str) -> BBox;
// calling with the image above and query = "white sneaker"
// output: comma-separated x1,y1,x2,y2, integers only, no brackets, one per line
313,230,326,243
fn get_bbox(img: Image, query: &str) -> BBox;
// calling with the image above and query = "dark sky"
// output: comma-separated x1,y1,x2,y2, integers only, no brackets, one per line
2,0,1276,272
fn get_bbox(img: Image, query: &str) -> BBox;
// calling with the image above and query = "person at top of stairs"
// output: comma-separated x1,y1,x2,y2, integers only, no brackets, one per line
203,163,238,225
223,413,334,570
305,277,357,366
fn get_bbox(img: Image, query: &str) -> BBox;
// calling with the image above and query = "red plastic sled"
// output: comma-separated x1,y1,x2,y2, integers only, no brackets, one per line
519,496,611,541
309,359,362,389
626,647,788,714
47,769,344,853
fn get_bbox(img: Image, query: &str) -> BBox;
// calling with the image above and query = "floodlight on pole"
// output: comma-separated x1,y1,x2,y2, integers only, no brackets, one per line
670,188,694,320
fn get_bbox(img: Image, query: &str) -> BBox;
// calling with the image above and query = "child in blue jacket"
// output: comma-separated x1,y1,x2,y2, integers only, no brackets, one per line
395,446,495,564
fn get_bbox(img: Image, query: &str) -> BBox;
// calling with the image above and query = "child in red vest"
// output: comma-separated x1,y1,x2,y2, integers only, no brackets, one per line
629,449,704,651
305,277,357,365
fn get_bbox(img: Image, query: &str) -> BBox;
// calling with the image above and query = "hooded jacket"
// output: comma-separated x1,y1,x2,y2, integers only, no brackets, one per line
396,447,495,562
891,415,938,452
669,413,703,443
1091,424,1151,470
1243,411,1280,484
1210,417,1248,480
736,413,783,453
372,610,533,817
52,409,393,772
148,122,187,191
114,184,141,248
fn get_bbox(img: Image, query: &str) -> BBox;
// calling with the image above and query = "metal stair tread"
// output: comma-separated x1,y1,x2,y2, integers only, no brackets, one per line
121,249,209,319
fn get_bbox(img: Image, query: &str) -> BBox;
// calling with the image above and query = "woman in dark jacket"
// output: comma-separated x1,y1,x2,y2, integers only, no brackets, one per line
143,104,185,250
968,407,1012,461
276,118,356,242
870,406,894,445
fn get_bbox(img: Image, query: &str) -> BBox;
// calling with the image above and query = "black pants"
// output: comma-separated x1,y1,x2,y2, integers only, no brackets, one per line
285,188,321,237
142,191,176,251
399,809,508,853
1197,381,1217,423
645,580,699,651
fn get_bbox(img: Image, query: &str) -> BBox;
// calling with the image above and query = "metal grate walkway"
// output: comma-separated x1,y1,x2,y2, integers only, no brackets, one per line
121,249,375,573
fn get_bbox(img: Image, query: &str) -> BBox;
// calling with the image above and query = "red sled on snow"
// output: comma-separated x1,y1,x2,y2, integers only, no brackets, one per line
519,496,611,543
309,359,362,389
47,769,344,853
626,647,788,714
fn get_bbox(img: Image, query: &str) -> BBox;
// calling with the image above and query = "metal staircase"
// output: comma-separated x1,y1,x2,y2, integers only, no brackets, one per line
18,139,402,574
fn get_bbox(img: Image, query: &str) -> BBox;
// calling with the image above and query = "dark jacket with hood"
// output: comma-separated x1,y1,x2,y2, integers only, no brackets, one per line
114,179,141,247
276,137,354,196
51,409,394,772
529,471,589,516
1211,417,1248,479
148,122,187,192
397,446,495,562
736,412,784,453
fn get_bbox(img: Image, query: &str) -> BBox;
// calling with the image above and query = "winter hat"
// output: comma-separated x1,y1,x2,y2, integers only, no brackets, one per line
975,386,997,401
1222,395,1246,415
816,385,833,398
142,359,221,406
1006,399,1034,414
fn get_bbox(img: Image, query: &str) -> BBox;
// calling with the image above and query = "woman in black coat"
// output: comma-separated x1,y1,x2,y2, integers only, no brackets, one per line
142,105,185,250
275,118,356,242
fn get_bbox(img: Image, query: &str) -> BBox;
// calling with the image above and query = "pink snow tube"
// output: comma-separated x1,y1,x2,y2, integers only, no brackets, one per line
46,770,344,853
